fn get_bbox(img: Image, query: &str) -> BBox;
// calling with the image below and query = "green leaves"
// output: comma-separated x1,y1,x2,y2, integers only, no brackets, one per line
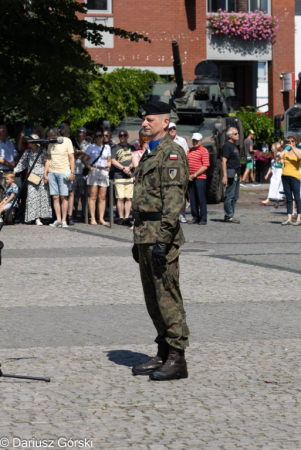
64,68,162,132
0,0,150,125
231,107,276,147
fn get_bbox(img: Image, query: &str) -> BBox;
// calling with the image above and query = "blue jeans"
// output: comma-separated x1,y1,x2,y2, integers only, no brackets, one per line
188,179,207,223
224,176,240,220
282,175,301,215
48,172,69,196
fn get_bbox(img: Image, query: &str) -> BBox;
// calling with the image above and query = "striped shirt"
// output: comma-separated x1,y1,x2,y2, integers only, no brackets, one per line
187,145,210,179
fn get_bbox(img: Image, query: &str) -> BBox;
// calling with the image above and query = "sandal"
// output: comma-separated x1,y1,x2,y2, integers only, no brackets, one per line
99,221,109,227
259,201,269,206
292,220,301,226
89,219,97,225
281,220,292,226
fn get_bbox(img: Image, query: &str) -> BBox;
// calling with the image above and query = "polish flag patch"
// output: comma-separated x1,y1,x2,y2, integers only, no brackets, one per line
169,154,178,160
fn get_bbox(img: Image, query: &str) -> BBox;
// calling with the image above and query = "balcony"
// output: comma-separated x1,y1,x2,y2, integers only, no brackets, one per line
207,32,272,61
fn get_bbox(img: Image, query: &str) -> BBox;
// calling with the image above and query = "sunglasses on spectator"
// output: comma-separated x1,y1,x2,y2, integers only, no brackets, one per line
119,134,128,137
95,134,103,138
59,126,65,129
169,127,176,131
232,133,239,135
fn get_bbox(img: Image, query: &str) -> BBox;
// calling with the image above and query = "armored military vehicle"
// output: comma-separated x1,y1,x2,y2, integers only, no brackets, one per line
113,39,243,203
274,103,301,139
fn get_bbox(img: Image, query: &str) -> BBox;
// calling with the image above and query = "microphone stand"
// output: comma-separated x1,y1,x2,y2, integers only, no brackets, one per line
0,145,51,383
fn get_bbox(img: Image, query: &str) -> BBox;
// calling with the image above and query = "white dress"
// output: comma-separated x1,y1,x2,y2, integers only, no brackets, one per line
268,160,284,201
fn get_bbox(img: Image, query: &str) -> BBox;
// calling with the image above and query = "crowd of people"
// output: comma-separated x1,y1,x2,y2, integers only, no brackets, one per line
0,120,300,228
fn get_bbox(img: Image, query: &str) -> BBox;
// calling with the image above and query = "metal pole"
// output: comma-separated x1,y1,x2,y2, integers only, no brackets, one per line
109,181,114,228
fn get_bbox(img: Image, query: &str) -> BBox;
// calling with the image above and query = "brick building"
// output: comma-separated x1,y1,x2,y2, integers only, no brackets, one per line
81,0,295,118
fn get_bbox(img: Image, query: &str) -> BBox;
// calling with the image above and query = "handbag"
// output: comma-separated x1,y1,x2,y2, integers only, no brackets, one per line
28,173,41,185
83,146,104,177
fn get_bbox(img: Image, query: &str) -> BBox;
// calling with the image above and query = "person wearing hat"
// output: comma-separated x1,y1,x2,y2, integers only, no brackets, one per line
187,133,210,225
168,123,189,154
14,134,52,225
240,130,260,187
131,101,190,381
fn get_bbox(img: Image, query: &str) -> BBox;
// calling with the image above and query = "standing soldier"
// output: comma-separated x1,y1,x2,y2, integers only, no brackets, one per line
131,101,190,381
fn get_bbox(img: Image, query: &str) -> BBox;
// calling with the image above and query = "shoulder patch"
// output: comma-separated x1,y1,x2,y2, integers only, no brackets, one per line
169,154,178,160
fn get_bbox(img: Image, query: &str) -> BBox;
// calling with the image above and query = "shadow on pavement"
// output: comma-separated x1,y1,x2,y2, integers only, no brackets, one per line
106,350,150,367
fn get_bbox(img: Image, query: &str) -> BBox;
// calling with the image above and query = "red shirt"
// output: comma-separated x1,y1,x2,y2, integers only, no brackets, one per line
187,145,210,179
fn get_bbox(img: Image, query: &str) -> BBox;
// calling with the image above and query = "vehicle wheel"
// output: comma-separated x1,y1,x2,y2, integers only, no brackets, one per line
207,159,223,204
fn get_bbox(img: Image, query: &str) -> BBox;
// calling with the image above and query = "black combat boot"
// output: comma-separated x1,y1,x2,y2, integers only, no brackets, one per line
149,347,188,381
132,342,169,376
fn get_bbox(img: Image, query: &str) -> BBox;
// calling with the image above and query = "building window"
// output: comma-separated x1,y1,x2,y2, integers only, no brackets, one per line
208,0,270,13
85,17,114,48
86,0,112,14
249,0,269,13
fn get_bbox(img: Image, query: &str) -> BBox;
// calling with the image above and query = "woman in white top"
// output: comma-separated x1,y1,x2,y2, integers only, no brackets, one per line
83,130,111,226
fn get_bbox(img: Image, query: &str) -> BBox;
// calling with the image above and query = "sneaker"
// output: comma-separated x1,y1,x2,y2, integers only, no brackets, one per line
225,217,240,224
67,214,74,226
179,214,187,223
123,218,133,226
49,220,62,227
240,182,246,187
198,221,207,225
252,182,261,186
61,221,69,228
36,219,43,226
0,216,3,223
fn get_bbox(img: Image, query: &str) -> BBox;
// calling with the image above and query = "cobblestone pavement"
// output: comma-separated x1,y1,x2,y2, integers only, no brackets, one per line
0,191,301,449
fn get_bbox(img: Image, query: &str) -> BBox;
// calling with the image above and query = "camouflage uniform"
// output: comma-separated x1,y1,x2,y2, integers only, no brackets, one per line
133,134,190,350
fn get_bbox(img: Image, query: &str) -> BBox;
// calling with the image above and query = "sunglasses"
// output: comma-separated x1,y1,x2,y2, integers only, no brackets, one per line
169,127,176,131
232,133,239,135
119,134,128,137
95,134,103,138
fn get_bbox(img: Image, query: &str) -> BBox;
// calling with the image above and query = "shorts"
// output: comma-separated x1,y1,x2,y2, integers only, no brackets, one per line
2,203,11,211
114,178,134,199
87,168,109,188
69,174,85,195
48,172,69,196
245,157,254,170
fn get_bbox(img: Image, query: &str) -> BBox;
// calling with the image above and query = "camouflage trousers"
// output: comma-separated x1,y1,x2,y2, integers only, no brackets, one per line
138,244,189,350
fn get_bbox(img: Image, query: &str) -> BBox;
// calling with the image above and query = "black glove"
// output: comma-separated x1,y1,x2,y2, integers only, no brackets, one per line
132,244,139,264
152,242,167,267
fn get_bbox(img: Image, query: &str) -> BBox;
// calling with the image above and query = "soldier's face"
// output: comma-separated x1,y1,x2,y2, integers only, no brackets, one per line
142,115,169,140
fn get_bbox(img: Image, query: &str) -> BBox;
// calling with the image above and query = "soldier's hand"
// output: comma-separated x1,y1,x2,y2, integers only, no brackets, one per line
132,244,139,263
152,242,167,267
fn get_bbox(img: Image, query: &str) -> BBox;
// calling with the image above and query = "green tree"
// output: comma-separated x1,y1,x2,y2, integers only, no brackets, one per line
64,68,162,132
0,0,149,124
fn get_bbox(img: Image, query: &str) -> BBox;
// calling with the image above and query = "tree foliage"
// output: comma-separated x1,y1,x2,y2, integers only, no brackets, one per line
231,106,276,147
0,0,149,124
63,68,162,132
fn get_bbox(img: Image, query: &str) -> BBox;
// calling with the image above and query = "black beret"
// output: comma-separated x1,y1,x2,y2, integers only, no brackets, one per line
138,101,171,118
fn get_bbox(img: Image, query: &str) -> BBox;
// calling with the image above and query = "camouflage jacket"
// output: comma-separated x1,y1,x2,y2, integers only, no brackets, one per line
133,134,189,247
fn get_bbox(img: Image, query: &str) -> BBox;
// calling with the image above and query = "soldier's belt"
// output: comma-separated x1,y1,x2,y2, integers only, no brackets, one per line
133,212,162,221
